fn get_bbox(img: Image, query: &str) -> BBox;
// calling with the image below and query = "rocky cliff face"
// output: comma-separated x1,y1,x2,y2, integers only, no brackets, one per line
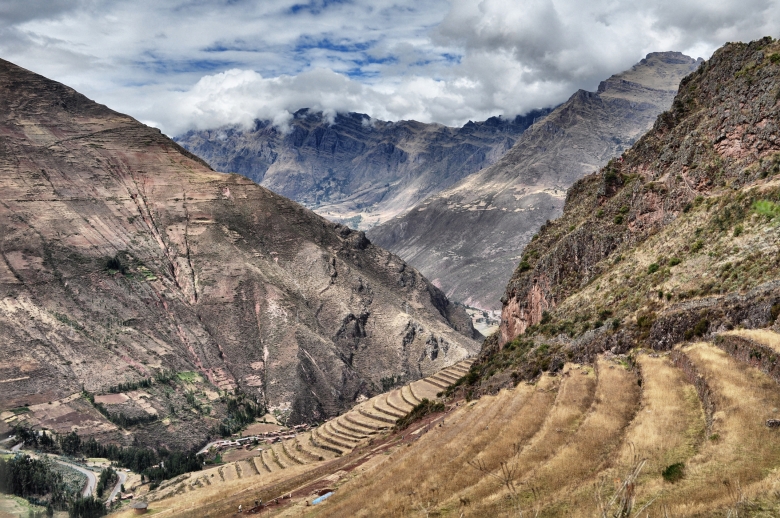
175,109,551,231
368,52,702,310
0,59,479,449
498,38,780,359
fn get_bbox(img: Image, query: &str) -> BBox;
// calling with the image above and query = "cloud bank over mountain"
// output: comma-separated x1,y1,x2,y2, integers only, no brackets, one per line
1,0,778,134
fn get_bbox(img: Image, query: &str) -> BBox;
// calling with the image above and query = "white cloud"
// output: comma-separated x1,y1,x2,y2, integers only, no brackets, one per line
1,0,778,135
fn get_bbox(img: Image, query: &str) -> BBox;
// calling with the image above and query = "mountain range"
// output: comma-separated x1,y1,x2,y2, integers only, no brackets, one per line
0,58,478,449
176,108,551,231
369,52,703,309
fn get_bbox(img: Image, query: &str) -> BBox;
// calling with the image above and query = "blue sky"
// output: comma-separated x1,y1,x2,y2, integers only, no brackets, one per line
1,0,778,135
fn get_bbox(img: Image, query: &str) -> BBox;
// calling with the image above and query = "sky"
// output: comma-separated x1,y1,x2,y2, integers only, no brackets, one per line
1,0,779,135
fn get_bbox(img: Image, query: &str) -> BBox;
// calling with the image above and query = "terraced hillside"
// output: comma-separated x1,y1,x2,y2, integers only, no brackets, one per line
314,330,780,516
127,359,473,510
113,330,780,516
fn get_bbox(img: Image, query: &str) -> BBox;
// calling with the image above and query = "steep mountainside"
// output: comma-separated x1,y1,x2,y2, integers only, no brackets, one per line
0,59,479,449
175,108,551,230
369,52,702,309
482,38,780,382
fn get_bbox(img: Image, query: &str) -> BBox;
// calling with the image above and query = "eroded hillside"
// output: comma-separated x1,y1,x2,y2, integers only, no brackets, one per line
0,59,479,449
369,52,702,309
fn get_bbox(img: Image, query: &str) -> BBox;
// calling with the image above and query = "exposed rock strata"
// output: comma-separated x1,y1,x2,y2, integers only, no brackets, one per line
0,59,479,448
176,109,550,230
369,52,702,309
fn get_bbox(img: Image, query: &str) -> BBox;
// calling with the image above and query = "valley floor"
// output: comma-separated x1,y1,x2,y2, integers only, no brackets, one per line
111,328,780,516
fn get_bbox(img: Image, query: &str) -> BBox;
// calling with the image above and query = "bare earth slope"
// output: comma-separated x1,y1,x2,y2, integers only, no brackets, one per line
369,52,702,310
175,108,552,231
0,59,479,449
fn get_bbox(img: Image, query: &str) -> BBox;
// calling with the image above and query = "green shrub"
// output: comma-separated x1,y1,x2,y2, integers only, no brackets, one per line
636,312,656,330
691,240,704,253
733,224,744,237
518,261,532,273
619,205,630,214
662,462,685,483
596,209,604,218
613,215,624,225
104,254,126,274
669,257,681,266
770,53,780,64
685,318,709,340
647,263,659,274
754,199,780,220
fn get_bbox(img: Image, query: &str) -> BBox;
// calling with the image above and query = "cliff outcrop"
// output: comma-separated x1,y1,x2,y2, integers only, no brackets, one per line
0,59,479,449
369,52,702,309
498,38,780,360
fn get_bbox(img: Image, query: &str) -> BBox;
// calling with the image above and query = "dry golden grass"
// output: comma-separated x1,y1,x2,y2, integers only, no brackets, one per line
723,328,780,352
643,342,780,515
462,359,639,517
313,365,598,517
544,353,705,516
315,384,535,517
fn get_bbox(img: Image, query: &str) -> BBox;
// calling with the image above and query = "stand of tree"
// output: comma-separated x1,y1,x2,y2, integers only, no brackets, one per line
68,496,106,518
0,454,66,506
95,467,117,498
12,426,203,486
215,391,265,437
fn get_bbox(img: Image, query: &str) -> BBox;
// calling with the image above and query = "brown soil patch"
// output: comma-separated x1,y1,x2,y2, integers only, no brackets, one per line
222,448,261,463
243,422,283,435
94,393,130,405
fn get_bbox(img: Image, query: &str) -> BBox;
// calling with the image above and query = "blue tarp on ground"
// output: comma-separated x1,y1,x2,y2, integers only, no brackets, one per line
312,492,333,505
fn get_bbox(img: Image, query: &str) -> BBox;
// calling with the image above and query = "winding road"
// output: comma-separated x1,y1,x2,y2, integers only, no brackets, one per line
107,471,127,503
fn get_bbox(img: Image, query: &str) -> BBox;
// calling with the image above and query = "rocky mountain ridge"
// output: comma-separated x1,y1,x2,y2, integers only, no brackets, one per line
486,38,780,381
175,108,551,231
0,58,479,449
368,52,703,309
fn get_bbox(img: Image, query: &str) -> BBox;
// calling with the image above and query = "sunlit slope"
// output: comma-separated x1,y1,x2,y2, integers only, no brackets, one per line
310,331,780,517
112,360,473,514
110,330,780,516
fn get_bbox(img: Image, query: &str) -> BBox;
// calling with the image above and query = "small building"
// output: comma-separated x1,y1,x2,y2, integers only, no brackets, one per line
130,501,148,514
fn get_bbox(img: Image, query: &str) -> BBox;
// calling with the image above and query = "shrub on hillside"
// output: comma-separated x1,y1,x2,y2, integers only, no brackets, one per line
662,462,685,483
395,399,445,430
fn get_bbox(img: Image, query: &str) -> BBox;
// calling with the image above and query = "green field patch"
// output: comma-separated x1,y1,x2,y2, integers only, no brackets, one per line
176,371,202,383
10,406,30,415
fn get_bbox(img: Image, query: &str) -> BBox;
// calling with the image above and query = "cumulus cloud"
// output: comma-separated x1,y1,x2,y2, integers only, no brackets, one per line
0,0,778,135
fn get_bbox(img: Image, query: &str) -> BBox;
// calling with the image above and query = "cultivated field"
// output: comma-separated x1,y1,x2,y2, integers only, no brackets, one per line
109,329,780,516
